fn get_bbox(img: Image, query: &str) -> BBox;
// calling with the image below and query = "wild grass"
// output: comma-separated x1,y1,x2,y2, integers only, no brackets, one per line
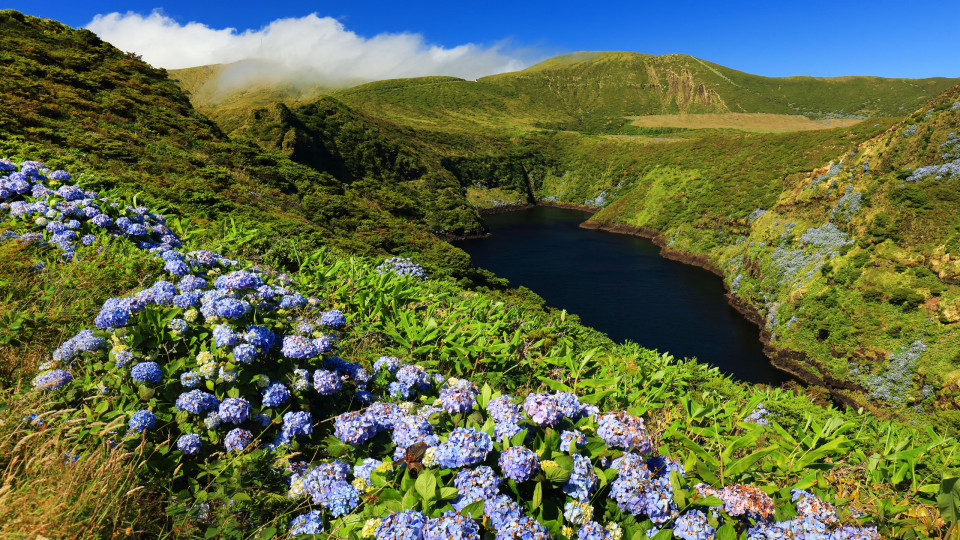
0,389,164,539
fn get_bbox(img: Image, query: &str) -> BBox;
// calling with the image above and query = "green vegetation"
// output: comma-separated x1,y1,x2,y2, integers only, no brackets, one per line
6,8,960,539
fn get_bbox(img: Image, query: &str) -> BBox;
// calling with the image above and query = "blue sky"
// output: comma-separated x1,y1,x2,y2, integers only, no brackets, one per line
9,0,959,79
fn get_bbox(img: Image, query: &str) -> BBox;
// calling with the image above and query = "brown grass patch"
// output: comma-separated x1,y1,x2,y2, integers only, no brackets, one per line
625,113,863,133
0,390,165,538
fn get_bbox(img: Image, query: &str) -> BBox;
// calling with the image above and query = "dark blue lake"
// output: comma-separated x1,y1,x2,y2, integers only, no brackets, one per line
455,206,788,385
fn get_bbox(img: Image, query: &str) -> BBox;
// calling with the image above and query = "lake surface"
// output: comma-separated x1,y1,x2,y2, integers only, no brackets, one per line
455,206,789,385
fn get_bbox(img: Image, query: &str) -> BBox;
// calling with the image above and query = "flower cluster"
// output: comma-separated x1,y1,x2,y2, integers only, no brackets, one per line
376,257,427,280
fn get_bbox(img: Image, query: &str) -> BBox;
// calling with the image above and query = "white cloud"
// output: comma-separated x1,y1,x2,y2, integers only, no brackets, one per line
85,11,528,88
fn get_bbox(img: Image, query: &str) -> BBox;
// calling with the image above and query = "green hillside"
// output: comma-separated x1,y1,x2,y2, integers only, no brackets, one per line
6,10,960,538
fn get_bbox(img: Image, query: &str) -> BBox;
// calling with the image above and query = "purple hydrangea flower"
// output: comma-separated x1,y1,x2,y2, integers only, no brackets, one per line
129,410,156,432
313,369,342,394
224,428,253,452
282,410,313,438
177,433,202,455
262,382,291,407
32,369,73,390
434,427,492,468
131,361,162,384
218,397,251,424
499,446,539,482
176,390,220,415
334,410,378,445
523,393,561,427
281,335,317,359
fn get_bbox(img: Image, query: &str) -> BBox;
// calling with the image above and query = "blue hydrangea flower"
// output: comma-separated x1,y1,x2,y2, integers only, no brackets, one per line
314,333,335,353
177,433,202,455
131,361,162,384
486,395,520,422
219,397,251,424
244,325,276,350
563,453,598,502
424,510,480,540
577,522,609,540
560,430,587,452
176,390,220,415
283,410,313,438
212,324,239,347
499,446,539,482
178,275,206,292
232,343,257,364
279,294,307,309
81,234,96,246
392,415,439,459
289,510,324,535
32,369,73,391
180,371,201,388
523,393,561,427
129,410,156,432
313,369,342,394
495,420,524,441
354,458,382,481
217,270,263,290
168,318,188,334
334,410,378,445
224,428,253,452
204,412,221,430
114,349,134,367
434,427,492,468
598,412,652,452
373,356,402,375
281,335,317,359
368,402,404,430
439,385,477,414
320,309,346,327
673,510,715,540
164,260,190,276
376,510,427,540
262,382,291,407
215,298,247,319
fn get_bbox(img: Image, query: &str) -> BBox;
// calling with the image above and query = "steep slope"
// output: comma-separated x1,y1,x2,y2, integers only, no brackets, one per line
0,10,496,273
589,84,960,425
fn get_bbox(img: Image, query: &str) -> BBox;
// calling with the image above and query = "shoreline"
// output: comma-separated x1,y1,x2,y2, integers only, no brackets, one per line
579,218,861,407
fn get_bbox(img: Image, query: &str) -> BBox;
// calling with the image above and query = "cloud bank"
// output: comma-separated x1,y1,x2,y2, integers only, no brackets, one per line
86,11,528,90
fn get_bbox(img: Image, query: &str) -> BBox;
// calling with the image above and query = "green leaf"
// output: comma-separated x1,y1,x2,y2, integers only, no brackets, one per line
716,522,737,540
462,500,485,518
536,377,573,392
439,487,459,500
938,477,960,525
544,466,572,483
532,482,542,510
402,487,419,510
650,529,672,540
415,471,437,501
695,495,725,507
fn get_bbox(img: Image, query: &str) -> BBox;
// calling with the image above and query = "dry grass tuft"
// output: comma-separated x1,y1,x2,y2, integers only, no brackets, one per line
0,389,166,539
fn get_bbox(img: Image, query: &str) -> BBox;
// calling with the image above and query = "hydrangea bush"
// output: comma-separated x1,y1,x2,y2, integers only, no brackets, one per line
5,159,888,538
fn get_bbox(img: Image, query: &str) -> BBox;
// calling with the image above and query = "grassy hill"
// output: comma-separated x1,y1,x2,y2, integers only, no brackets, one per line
4,10,960,539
